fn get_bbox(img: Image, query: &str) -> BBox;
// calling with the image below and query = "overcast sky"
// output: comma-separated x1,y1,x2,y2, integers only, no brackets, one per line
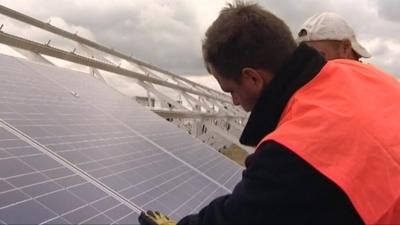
0,0,399,77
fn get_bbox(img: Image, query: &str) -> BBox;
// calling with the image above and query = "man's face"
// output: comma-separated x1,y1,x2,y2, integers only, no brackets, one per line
209,65,264,112
305,40,343,60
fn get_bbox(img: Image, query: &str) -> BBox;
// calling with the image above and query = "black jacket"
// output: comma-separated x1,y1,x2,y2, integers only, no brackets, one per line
178,44,364,225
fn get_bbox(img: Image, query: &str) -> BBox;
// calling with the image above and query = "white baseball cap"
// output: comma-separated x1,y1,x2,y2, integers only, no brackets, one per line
297,12,371,58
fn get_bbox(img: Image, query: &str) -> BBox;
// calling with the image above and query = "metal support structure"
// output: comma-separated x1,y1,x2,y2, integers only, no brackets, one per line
0,31,230,104
0,5,230,101
136,81,189,111
90,67,107,83
203,121,253,153
11,46,54,65
0,5,251,154
181,92,213,112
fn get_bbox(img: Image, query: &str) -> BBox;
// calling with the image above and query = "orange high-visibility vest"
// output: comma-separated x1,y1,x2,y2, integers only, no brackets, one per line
259,60,400,224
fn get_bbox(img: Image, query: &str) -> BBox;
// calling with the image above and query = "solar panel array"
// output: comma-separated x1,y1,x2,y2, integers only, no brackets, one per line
0,54,243,224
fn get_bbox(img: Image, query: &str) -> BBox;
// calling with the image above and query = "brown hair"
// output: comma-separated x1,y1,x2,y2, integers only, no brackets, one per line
202,1,296,81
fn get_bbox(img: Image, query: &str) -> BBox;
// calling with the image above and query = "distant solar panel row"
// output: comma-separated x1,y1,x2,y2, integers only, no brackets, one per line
0,54,242,224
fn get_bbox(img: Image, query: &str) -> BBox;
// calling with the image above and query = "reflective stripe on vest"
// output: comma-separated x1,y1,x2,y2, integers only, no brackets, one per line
258,60,400,224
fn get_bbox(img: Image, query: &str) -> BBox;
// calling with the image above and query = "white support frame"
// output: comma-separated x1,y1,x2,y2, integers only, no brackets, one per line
0,5,252,155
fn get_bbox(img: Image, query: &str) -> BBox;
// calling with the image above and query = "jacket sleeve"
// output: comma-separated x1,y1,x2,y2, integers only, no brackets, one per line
177,140,363,225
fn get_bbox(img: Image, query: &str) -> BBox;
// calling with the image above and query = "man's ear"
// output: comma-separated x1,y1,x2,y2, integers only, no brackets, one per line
342,40,353,54
241,67,272,90
341,40,360,60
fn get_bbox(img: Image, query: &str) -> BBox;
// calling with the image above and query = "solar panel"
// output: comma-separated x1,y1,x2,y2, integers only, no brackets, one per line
0,54,243,223
0,125,139,224
24,57,242,190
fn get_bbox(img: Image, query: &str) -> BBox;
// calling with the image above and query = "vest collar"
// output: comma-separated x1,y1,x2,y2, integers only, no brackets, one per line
239,44,326,146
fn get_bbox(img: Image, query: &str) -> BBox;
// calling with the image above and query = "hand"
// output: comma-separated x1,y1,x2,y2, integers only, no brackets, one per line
138,210,177,225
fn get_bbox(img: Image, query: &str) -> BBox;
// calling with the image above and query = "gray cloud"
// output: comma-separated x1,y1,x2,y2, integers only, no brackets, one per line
363,37,399,75
371,0,400,22
0,0,207,74
255,0,334,33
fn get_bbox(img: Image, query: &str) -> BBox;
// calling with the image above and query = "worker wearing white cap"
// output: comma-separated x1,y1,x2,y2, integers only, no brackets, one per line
297,12,371,60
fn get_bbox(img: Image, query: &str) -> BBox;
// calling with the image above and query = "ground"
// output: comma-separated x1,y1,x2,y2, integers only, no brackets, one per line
219,145,248,167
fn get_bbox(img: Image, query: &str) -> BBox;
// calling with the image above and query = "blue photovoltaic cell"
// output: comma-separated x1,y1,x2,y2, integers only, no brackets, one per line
26,55,243,191
0,53,243,223
0,126,139,224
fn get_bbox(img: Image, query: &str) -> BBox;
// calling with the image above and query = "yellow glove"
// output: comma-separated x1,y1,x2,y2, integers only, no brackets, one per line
138,210,177,225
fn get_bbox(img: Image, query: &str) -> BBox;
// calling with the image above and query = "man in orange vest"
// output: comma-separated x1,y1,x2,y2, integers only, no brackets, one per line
139,2,400,225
